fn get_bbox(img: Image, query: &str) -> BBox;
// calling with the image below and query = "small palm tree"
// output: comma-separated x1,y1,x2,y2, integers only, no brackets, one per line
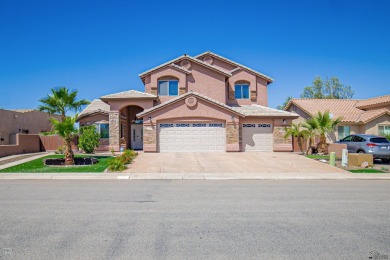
50,116,78,165
284,123,308,154
310,111,342,154
301,119,318,155
38,87,90,122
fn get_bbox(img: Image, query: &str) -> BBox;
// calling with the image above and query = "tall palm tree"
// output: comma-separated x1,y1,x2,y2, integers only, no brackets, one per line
38,87,90,121
284,123,308,155
309,111,342,154
50,116,78,165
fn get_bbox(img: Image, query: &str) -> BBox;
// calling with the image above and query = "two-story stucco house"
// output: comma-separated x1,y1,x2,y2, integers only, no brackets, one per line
77,51,298,152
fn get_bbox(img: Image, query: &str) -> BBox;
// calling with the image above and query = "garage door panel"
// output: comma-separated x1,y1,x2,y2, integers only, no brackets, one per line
242,123,273,152
158,122,226,152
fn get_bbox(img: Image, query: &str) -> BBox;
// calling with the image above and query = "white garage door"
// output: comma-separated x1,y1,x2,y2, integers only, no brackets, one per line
242,123,273,152
158,122,225,152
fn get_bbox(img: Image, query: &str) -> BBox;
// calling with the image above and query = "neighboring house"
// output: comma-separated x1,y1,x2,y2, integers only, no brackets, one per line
77,51,298,152
284,94,390,142
0,109,61,145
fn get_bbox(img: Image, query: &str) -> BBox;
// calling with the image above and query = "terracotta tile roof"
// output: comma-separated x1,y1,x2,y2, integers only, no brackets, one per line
100,90,156,99
286,99,362,122
232,105,298,117
355,94,390,109
137,92,244,118
77,99,110,119
358,108,390,123
195,51,273,83
286,97,390,124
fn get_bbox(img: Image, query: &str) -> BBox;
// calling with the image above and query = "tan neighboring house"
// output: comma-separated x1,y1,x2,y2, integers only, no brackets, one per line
284,94,390,142
0,109,61,145
77,51,299,152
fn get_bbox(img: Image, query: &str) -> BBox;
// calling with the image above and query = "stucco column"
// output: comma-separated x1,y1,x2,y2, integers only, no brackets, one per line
226,121,240,152
109,111,120,152
143,122,157,152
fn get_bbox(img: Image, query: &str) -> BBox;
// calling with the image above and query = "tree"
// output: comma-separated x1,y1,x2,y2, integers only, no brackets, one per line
277,96,292,110
301,118,318,155
50,116,78,165
38,87,90,122
301,76,354,99
284,123,308,155
308,111,342,154
78,125,100,154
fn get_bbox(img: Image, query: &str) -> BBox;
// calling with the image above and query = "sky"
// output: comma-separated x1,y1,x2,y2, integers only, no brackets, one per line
0,0,389,111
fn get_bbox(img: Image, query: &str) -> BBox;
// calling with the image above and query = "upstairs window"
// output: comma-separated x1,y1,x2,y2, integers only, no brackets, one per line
235,84,250,99
158,80,178,96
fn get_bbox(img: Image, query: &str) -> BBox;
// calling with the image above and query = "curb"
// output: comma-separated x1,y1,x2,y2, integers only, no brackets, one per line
1,173,390,180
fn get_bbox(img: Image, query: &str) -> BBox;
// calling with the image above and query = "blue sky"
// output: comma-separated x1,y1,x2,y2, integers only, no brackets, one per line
0,0,389,110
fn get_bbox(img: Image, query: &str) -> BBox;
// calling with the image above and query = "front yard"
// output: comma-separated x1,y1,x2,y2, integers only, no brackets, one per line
0,155,113,173
306,155,390,173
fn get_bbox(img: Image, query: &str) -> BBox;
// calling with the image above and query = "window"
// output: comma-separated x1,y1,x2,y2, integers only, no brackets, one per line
342,135,353,142
378,125,390,136
235,84,250,99
158,80,178,96
352,136,365,142
96,123,109,138
337,126,350,140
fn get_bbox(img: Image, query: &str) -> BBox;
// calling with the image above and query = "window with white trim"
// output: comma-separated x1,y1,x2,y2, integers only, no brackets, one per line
337,126,350,140
95,123,109,138
235,84,250,99
158,80,179,96
378,125,390,136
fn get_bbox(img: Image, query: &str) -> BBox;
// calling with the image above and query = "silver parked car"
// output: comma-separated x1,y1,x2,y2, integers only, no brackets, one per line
336,134,390,162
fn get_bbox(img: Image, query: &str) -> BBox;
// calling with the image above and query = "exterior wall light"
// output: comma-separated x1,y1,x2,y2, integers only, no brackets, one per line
283,119,287,125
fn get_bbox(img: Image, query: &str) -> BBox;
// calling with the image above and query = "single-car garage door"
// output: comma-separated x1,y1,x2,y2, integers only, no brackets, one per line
242,123,273,151
158,122,226,152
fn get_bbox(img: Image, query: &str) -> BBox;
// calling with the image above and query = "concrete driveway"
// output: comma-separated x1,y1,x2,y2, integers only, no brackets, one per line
125,152,350,178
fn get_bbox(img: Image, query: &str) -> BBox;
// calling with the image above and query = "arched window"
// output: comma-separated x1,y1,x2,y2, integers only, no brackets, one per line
235,82,250,99
158,77,179,96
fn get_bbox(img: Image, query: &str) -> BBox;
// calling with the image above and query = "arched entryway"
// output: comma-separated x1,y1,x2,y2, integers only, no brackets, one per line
119,105,144,150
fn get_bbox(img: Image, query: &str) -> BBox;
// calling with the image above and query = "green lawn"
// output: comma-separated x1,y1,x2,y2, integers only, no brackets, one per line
349,169,385,174
306,155,330,160
0,155,113,173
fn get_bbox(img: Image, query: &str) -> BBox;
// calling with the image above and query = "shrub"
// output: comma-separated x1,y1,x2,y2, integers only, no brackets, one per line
108,157,126,172
55,146,65,154
121,149,138,164
385,133,390,142
78,125,100,154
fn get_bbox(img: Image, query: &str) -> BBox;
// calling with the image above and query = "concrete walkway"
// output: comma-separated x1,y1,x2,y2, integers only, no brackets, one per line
0,152,52,170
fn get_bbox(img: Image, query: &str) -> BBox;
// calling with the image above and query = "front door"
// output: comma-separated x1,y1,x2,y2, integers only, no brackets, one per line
131,124,143,150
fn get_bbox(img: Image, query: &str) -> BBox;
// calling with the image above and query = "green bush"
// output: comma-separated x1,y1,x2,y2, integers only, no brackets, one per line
78,125,100,153
107,149,138,172
108,157,126,172
121,149,138,164
385,134,390,142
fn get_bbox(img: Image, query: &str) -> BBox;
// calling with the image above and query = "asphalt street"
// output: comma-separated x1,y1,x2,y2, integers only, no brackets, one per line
0,180,389,259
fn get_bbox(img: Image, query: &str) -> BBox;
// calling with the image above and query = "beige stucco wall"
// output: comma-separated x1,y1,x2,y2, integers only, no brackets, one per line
143,58,269,107
364,114,390,135
0,109,61,145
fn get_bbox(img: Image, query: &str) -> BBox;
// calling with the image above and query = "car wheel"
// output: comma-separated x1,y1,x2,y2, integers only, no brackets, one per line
358,150,365,154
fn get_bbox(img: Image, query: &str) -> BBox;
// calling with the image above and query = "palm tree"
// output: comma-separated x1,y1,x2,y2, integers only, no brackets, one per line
284,123,308,155
50,116,78,165
301,119,318,155
38,87,90,121
309,111,342,154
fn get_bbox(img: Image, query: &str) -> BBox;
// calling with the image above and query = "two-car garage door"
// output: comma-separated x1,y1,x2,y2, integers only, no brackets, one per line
158,122,225,152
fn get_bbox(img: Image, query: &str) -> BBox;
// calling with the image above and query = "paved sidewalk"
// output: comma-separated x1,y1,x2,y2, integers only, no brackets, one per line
0,152,52,170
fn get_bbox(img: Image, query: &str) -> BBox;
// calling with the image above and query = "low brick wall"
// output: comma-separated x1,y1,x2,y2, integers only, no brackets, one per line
0,134,41,158
328,143,347,159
